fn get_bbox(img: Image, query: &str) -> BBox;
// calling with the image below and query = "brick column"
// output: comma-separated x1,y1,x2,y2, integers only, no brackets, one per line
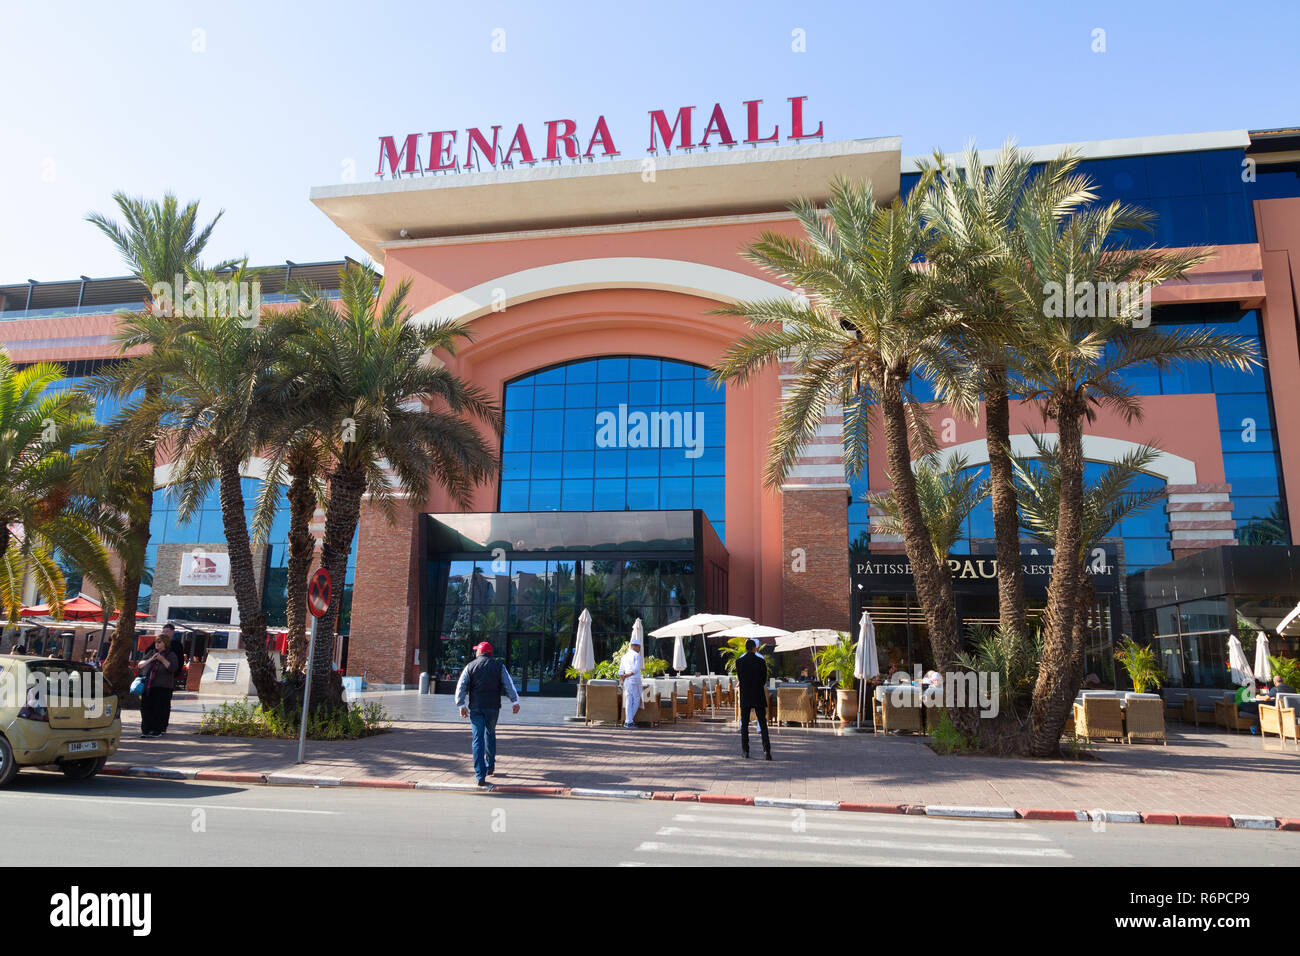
346,501,422,687
779,360,850,632
1166,483,1237,560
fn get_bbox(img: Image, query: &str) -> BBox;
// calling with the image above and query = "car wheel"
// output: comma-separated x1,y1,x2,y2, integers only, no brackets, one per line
0,736,17,788
59,756,105,780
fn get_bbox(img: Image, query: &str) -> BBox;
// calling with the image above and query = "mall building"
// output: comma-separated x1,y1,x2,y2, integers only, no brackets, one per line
4,125,1300,691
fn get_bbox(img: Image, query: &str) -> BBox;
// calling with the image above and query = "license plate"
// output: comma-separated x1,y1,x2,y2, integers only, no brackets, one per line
68,741,98,754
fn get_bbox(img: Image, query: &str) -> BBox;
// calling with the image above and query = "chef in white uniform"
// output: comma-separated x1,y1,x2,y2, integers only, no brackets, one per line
618,636,644,728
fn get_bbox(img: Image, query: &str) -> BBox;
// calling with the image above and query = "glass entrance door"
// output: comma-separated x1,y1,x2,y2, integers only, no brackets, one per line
507,633,544,695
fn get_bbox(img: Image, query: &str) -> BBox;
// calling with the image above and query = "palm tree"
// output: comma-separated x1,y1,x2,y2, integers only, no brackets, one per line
713,176,973,670
919,143,1096,637
1015,433,1173,688
293,264,501,708
84,192,232,694
1239,502,1288,546
998,183,1259,755
865,451,987,564
0,358,120,623
94,264,301,704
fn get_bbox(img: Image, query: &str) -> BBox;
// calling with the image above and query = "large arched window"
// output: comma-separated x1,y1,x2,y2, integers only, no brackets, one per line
500,356,726,540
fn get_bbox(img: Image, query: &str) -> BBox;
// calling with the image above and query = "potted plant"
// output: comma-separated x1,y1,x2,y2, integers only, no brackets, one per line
1114,636,1164,694
814,633,858,724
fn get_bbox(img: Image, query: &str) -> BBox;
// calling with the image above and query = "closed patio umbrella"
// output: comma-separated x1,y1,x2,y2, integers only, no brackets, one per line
672,635,687,674
854,610,879,730
1228,634,1255,686
1254,632,1273,684
572,608,596,718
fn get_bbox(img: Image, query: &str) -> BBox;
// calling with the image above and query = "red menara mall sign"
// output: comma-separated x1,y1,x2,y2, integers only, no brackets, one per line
375,95,825,178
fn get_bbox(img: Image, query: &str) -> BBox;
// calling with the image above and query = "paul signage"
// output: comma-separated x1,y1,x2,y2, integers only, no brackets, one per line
375,95,825,178
853,545,1120,595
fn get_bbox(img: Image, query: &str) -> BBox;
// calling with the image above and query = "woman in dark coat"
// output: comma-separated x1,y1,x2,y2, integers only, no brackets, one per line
139,633,179,738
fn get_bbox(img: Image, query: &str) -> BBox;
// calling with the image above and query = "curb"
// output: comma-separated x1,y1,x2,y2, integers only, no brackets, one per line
1018,808,1089,822
100,763,1300,831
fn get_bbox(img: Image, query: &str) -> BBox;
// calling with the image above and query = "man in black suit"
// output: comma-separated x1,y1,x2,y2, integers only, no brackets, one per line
735,639,771,760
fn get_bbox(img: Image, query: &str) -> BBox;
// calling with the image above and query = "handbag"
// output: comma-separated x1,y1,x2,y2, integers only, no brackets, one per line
129,676,147,696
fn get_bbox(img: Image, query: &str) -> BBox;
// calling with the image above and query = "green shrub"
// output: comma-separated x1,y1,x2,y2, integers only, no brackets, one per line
928,708,975,755
199,698,391,739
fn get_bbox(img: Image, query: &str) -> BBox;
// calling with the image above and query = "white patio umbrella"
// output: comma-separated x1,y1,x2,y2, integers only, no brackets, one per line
714,622,792,655
854,610,880,730
572,608,596,718
649,613,752,675
773,629,841,654
1254,632,1273,684
1228,634,1255,686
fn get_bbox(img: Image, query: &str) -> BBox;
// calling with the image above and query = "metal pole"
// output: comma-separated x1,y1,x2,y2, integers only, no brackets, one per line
296,616,317,764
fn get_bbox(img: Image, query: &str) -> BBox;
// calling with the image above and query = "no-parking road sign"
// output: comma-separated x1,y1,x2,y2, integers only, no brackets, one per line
307,567,332,618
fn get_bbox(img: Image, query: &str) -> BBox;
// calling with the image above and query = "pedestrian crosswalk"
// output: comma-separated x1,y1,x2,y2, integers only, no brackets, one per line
621,806,1074,866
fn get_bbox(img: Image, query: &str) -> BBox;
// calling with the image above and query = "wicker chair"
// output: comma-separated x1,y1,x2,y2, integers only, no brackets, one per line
1215,696,1259,733
585,682,622,725
633,688,661,726
1124,697,1167,745
1181,695,1200,727
1260,694,1300,749
1073,697,1125,743
675,683,697,719
717,679,734,711
776,685,817,727
880,696,923,734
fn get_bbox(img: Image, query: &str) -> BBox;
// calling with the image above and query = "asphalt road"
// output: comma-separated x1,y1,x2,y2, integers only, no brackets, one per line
0,771,1295,866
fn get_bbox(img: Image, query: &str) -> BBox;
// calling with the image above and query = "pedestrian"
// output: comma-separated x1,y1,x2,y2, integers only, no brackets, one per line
455,641,520,787
139,627,179,738
735,638,771,760
618,636,643,729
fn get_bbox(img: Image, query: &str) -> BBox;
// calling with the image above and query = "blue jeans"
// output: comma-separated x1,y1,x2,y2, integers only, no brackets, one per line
469,708,500,781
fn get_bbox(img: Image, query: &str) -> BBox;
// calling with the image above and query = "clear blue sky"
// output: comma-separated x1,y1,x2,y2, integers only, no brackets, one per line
2,0,1297,281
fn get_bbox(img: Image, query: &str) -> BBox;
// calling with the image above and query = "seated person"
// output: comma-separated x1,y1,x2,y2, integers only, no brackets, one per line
1236,682,1267,716
1266,675,1297,699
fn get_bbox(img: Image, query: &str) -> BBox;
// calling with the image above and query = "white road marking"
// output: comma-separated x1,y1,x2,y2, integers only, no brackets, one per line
0,791,338,815
670,812,1051,841
653,826,1071,858
633,842,1012,866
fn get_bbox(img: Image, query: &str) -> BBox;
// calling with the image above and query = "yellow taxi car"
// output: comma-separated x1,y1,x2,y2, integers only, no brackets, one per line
0,654,121,787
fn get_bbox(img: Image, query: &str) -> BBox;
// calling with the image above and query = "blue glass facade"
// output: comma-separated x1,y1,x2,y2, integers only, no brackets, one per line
849,305,1289,573
903,148,1262,247
499,356,727,540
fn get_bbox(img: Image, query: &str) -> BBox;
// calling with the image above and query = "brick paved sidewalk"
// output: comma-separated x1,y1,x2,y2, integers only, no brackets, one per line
111,708,1300,818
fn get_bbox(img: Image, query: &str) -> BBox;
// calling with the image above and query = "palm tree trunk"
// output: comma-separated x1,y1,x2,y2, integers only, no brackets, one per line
984,379,1027,636
216,452,278,705
104,495,150,698
877,380,961,669
1070,568,1096,687
283,450,317,675
309,463,367,710
1029,406,1086,756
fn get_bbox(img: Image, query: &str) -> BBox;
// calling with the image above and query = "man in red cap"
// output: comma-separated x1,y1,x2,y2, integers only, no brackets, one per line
455,641,521,786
